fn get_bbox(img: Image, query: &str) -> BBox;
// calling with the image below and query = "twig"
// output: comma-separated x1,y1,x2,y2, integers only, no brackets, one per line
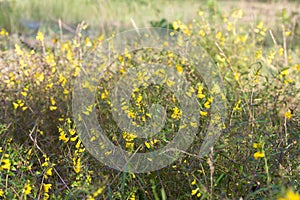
130,17,141,37
50,16,76,34
58,18,63,44
269,29,278,47
28,123,71,192
282,25,288,66
207,147,214,200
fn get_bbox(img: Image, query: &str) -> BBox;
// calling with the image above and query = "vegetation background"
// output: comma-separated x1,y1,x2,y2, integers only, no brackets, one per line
0,0,299,199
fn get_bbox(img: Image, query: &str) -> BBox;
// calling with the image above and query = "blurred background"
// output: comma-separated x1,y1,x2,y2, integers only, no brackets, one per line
0,0,299,34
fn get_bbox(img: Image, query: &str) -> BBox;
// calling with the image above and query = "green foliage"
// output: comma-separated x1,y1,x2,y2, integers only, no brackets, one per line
0,1,299,199
150,18,175,30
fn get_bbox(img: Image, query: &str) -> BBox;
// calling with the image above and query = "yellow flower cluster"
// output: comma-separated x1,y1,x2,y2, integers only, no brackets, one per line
0,154,11,171
278,189,300,200
123,132,137,151
23,180,32,196
191,180,202,198
253,142,265,159
171,106,182,120
0,28,8,37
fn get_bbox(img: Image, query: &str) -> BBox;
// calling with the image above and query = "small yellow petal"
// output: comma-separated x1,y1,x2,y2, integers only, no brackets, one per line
145,141,151,149
254,151,265,159
200,111,207,116
191,179,197,185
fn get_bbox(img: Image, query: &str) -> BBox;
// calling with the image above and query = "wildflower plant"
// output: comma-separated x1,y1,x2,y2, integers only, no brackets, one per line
0,1,299,199
72,27,227,173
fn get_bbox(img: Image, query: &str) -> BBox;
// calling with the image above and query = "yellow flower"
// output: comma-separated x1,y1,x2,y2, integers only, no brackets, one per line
0,189,4,197
136,94,143,106
59,129,69,143
73,157,81,173
58,73,67,87
254,151,265,159
145,141,151,149
86,175,92,185
70,136,78,142
1,159,11,170
43,193,50,200
171,107,182,119
199,29,206,37
14,44,23,56
42,156,49,167
281,69,289,76
190,122,198,128
191,187,199,195
45,167,53,176
87,196,95,200
216,31,223,40
200,111,207,117
21,91,27,97
131,173,136,179
198,10,204,17
123,132,137,142
255,48,263,60
85,37,92,47
204,101,211,109
23,181,32,195
13,99,25,110
253,142,262,149
191,179,197,185
101,89,109,99
233,100,242,111
34,72,44,85
74,66,81,77
75,140,82,149
69,128,76,136
126,142,135,151
278,189,300,200
45,54,56,66
176,65,183,74
124,48,132,59
36,31,44,42
49,106,57,111
285,111,293,120
43,183,52,193
0,28,8,36
279,47,284,56
127,110,136,119
186,86,195,97
83,104,94,116
92,186,105,198
255,21,264,32
197,85,205,99
172,20,180,30
234,72,240,81
66,118,72,124
231,9,243,18
129,192,136,200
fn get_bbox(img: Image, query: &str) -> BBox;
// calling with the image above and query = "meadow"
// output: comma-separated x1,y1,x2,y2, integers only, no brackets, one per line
0,0,299,199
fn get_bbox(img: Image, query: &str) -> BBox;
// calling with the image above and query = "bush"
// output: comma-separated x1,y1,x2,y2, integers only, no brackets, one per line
0,4,299,199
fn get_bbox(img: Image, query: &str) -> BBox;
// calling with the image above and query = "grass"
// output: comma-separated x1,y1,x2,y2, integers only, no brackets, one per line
0,0,300,199
0,0,202,34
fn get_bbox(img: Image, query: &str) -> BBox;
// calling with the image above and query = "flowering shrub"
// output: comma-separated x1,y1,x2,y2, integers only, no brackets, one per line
0,4,299,199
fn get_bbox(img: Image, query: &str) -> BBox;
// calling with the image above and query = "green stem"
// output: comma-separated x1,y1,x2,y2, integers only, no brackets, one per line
263,146,271,184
